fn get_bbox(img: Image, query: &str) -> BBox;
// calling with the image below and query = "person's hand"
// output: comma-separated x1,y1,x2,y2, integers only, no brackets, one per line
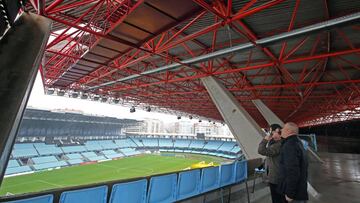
285,195,293,202
264,135,272,141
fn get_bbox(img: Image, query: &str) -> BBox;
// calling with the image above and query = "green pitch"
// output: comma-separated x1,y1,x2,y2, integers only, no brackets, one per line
0,153,226,196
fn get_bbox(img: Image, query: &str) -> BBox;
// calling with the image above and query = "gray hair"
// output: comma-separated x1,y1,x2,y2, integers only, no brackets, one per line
285,122,299,135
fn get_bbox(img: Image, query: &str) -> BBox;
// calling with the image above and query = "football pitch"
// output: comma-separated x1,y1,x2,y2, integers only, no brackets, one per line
0,153,226,196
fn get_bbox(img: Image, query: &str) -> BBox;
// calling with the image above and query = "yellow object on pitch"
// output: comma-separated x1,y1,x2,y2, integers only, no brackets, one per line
190,161,214,169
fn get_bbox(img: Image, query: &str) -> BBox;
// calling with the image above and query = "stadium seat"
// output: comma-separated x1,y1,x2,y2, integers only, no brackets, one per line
142,139,159,147
173,139,191,148
203,141,224,150
32,156,58,164
7,160,20,168
234,160,247,183
12,148,39,158
4,194,53,203
189,140,205,149
231,146,241,153
35,145,63,156
5,166,32,175
109,179,147,203
219,162,236,187
67,159,84,165
147,174,177,203
60,186,107,203
200,166,220,193
177,169,201,201
158,139,173,148
66,153,83,160
13,144,35,149
217,142,236,152
33,161,68,171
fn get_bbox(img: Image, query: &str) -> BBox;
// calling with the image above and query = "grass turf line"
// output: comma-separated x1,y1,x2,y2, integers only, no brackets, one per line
0,153,225,196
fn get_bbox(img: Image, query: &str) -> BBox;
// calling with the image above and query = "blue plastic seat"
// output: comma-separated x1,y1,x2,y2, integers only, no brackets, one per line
200,166,220,193
147,174,177,203
235,160,248,183
4,194,53,203
301,140,309,150
109,179,147,203
177,169,201,201
219,162,236,187
60,186,107,203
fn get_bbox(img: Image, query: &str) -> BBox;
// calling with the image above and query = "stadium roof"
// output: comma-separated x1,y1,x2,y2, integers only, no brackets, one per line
26,0,360,127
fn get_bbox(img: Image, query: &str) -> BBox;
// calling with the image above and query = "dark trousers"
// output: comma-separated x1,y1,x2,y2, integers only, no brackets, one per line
269,183,287,203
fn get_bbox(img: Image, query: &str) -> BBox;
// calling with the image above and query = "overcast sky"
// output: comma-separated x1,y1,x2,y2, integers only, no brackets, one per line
27,71,192,123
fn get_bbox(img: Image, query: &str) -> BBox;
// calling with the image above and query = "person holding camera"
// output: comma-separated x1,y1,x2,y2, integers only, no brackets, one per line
258,124,285,203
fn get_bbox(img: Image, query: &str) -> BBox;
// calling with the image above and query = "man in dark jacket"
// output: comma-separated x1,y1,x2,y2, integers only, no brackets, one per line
258,124,285,203
278,122,308,203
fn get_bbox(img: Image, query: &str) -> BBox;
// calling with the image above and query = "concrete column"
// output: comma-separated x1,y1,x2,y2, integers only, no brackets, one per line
201,76,264,160
252,99,284,126
0,13,51,184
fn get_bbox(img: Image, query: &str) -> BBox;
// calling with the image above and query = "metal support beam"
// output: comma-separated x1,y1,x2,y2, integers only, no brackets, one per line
0,13,51,184
89,11,360,90
201,76,264,160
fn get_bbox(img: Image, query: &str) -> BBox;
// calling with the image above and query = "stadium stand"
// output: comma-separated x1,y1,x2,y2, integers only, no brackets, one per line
119,148,140,156
130,138,143,147
189,140,206,149
2,159,248,202
81,152,98,158
13,143,35,149
101,150,124,159
98,140,118,150
89,156,107,162
12,144,39,158
32,156,59,164
105,154,124,159
61,146,87,153
67,159,84,165
218,142,236,152
34,144,63,156
84,141,104,151
81,152,107,161
7,160,20,168
142,139,158,147
6,137,243,177
5,166,32,175
33,161,68,171
65,154,83,160
158,139,174,148
174,139,191,148
203,141,223,150
230,146,241,153
114,138,137,148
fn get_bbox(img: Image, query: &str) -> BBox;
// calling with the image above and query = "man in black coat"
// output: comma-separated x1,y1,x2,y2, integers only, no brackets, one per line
277,122,308,203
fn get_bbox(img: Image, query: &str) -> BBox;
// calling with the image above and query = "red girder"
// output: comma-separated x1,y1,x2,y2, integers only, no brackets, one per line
31,0,360,127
